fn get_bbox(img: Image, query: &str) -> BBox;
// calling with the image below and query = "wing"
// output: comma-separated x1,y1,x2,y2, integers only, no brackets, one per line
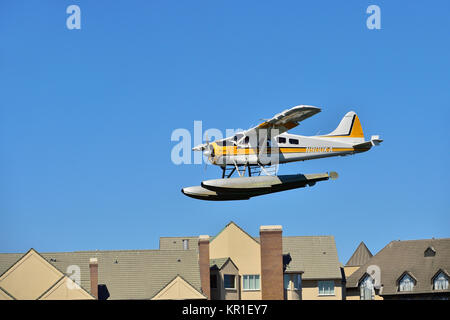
240,105,321,143
192,105,321,150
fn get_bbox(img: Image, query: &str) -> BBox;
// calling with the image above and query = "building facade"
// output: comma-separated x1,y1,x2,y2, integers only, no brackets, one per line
345,238,450,300
161,221,345,300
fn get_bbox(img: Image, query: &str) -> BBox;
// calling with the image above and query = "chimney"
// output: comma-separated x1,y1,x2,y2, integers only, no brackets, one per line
198,235,211,300
89,258,98,299
260,225,283,300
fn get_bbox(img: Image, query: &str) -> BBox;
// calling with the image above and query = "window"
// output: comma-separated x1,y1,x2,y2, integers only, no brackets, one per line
318,280,335,296
399,274,415,292
224,275,235,289
277,137,286,144
360,275,374,300
292,274,301,290
289,138,299,145
233,133,244,143
434,272,449,290
284,274,290,289
210,274,217,289
284,274,302,290
182,239,189,250
243,275,260,291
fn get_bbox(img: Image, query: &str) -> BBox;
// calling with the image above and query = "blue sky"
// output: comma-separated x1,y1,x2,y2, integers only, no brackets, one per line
1,1,449,264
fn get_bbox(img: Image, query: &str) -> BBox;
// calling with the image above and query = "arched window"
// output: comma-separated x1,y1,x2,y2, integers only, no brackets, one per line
433,272,449,290
399,273,415,292
360,275,374,300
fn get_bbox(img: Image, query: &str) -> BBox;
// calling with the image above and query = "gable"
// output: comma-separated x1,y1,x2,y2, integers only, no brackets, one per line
0,287,14,300
346,242,373,267
151,275,206,300
209,222,261,275
0,249,64,300
39,276,94,300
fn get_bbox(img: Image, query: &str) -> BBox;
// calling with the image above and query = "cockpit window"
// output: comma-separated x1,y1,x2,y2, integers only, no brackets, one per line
277,137,286,144
216,139,234,146
233,133,244,142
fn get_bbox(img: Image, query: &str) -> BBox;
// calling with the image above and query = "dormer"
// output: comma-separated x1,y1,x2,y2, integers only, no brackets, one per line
432,269,449,290
397,271,417,292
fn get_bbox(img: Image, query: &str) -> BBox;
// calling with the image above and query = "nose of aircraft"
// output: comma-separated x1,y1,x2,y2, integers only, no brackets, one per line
203,144,215,160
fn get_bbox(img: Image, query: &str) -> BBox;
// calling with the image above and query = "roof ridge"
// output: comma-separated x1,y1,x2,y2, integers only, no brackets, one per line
389,237,450,243
345,241,373,267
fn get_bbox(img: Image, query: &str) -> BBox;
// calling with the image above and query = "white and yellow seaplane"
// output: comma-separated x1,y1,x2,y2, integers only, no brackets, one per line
182,105,382,200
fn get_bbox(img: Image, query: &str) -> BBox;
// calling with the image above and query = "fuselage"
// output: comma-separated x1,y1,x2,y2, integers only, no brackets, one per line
207,133,370,166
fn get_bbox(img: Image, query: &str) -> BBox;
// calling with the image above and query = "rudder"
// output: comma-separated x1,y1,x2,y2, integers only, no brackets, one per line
325,111,364,138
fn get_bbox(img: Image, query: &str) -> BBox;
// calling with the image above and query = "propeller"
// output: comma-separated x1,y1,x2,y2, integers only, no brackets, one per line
203,133,210,172
192,133,215,172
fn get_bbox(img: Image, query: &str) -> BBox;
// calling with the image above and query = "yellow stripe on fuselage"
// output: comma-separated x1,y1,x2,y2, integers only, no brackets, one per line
213,145,354,155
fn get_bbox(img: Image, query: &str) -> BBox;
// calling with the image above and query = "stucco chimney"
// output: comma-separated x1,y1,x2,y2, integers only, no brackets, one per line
260,225,283,300
198,235,211,300
89,258,98,299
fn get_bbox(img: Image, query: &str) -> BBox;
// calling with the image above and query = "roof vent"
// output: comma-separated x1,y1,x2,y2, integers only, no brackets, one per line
424,246,436,257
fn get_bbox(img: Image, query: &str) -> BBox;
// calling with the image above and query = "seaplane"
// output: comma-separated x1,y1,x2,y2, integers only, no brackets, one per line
182,105,382,200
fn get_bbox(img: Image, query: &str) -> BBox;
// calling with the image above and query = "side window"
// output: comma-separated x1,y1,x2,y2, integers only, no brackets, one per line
277,137,286,144
224,274,236,289
289,138,299,145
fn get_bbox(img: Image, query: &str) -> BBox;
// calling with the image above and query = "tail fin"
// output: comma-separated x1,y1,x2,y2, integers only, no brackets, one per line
325,111,364,138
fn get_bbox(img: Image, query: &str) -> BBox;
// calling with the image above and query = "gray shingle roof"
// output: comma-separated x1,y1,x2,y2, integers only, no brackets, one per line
0,249,201,300
346,242,373,267
281,236,342,279
346,238,450,296
159,237,199,251
210,258,230,270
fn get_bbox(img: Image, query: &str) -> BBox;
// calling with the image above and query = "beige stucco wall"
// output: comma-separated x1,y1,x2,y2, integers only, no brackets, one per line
285,289,301,300
152,276,206,300
344,266,360,278
210,223,261,300
301,280,343,300
0,249,94,300
0,288,13,300
39,277,94,300
0,250,63,300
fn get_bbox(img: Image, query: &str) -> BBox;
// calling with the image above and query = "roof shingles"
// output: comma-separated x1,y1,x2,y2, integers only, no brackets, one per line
0,249,201,300
346,238,450,296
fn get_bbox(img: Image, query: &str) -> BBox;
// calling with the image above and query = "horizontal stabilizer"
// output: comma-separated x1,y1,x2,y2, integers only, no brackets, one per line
353,135,383,152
